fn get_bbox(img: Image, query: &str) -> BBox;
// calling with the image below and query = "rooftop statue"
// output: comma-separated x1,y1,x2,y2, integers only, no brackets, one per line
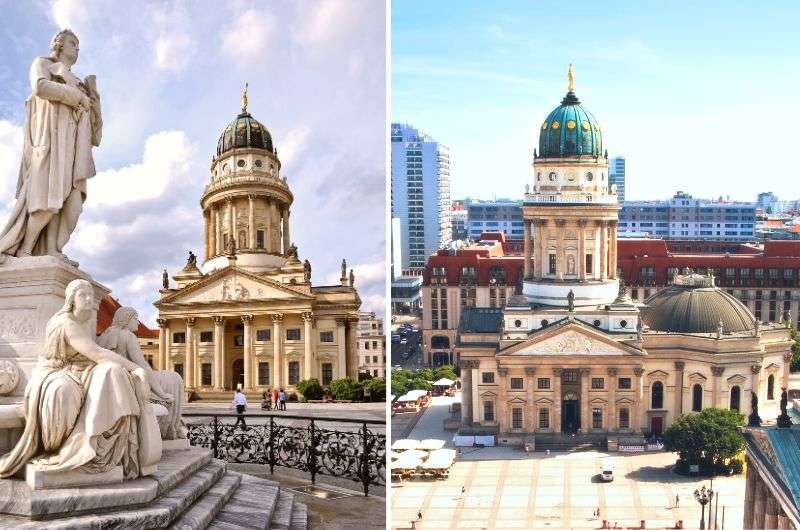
567,63,575,92
0,29,102,264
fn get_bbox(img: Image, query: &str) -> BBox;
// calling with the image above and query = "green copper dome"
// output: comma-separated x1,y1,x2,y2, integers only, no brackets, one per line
216,111,274,157
538,91,603,158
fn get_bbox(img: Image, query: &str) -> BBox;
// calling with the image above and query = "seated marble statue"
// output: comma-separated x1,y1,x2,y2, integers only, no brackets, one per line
97,306,186,440
0,279,161,480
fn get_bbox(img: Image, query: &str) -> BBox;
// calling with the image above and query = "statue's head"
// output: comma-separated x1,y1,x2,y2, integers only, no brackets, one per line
50,29,79,64
64,279,93,322
112,306,139,333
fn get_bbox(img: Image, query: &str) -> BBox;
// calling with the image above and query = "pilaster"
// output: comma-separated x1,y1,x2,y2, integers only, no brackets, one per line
272,313,283,388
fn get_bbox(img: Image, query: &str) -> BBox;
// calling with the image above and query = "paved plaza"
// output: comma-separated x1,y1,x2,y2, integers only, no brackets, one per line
391,395,745,529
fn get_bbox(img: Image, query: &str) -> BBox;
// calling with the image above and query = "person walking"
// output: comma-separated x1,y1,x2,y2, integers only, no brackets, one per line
279,388,286,411
260,391,270,410
232,389,248,429
675,494,679,508
272,387,280,411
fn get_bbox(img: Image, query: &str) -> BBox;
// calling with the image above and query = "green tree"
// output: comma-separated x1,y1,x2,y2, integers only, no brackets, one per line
789,327,800,372
663,407,745,472
390,368,432,396
329,377,364,401
434,365,458,381
362,377,386,401
296,378,324,401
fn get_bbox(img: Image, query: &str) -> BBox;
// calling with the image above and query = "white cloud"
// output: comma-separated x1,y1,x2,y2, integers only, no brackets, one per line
154,31,193,72
0,121,23,207
51,0,88,32
70,220,110,256
88,131,193,207
352,259,385,285
294,0,360,49
220,8,277,67
278,126,310,170
359,293,385,317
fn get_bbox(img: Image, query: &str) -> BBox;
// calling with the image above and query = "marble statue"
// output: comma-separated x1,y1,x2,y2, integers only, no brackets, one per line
187,250,197,268
303,259,311,282
0,279,161,480
0,30,102,263
226,237,236,256
567,289,575,312
349,268,355,287
341,258,347,280
97,306,186,440
162,268,169,289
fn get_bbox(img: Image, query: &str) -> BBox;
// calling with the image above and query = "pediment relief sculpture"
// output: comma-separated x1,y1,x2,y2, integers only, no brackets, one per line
512,330,629,356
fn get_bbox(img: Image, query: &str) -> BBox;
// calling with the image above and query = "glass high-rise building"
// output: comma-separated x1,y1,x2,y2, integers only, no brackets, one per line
609,156,626,201
391,123,451,270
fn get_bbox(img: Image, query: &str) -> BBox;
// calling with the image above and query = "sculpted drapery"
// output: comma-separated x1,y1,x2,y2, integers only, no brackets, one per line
0,29,101,262
0,280,161,479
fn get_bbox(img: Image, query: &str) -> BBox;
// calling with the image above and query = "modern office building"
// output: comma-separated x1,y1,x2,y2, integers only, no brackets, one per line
608,156,625,201
391,123,452,270
466,199,524,241
619,191,756,241
390,217,402,280
451,201,468,241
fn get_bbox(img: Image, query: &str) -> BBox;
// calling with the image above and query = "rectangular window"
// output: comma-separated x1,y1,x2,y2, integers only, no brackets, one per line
372,341,378,349
256,230,265,249
591,377,604,389
619,408,630,429
512,408,523,429
585,254,593,274
537,378,550,389
172,332,186,344
201,363,212,386
618,377,632,389
482,372,495,384
199,331,213,343
286,328,301,341
510,377,523,390
174,363,184,379
320,331,334,343
549,254,556,274
258,362,270,385
538,408,550,429
321,363,333,386
483,401,494,422
592,408,603,429
288,361,300,385
233,334,244,347
256,329,271,342
373,355,378,363
365,341,370,350
563,371,577,383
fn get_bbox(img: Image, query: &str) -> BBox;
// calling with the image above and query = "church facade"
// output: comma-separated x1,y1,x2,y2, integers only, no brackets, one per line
457,69,793,443
154,91,361,398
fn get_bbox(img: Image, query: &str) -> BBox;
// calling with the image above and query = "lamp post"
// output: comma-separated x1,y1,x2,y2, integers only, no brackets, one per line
694,485,714,530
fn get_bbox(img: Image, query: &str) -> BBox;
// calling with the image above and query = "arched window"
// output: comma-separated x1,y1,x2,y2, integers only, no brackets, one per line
651,381,664,409
692,384,703,412
768,374,775,400
431,336,450,349
730,386,741,411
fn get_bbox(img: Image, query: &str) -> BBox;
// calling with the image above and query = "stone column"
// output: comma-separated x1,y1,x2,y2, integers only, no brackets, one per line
272,313,283,389
634,367,645,431
212,316,225,390
184,317,196,390
214,205,222,255
226,198,234,248
607,367,618,431
497,367,508,430
203,210,210,258
460,360,475,425
523,220,531,279
525,367,536,431
751,364,762,417
784,352,792,392
248,195,256,249
242,314,253,390
578,219,587,282
609,221,618,279
157,318,168,371
270,202,279,253
282,208,291,255
743,457,757,530
598,220,607,280
712,365,724,407
553,368,562,433
555,219,565,280
336,318,347,379
347,319,360,378
580,367,590,433
264,199,273,252
674,361,685,415
540,221,549,279
302,312,314,381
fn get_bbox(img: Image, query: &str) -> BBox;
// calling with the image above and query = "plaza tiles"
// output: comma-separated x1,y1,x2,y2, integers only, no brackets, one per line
391,451,745,529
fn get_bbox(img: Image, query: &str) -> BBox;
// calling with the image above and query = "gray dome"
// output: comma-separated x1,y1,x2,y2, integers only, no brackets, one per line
641,281,756,334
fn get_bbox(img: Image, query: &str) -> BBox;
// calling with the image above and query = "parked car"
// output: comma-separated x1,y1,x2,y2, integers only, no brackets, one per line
391,334,401,343
600,462,614,482
400,338,408,345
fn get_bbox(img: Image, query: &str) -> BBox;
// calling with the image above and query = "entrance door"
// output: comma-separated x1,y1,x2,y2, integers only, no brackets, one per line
232,359,244,390
651,416,663,437
562,392,580,433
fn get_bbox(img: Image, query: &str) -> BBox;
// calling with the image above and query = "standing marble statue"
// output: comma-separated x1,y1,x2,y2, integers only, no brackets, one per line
98,306,186,440
0,29,101,262
0,279,161,480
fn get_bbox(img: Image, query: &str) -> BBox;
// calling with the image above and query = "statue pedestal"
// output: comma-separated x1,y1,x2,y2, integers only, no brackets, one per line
0,256,110,398
26,464,123,490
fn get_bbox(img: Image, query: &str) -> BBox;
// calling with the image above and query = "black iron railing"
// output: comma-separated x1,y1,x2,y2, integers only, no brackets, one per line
182,413,385,496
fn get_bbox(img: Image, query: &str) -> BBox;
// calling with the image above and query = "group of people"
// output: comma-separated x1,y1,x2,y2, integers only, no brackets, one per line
260,388,287,411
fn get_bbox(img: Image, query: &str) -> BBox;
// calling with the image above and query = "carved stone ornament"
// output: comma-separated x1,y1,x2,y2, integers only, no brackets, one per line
497,367,509,377
711,366,725,377
212,315,225,326
525,367,536,376
633,367,645,377
553,367,563,375
0,360,20,395
579,367,590,376
459,359,480,369
157,318,169,329
606,367,618,376
751,364,762,374
674,361,685,370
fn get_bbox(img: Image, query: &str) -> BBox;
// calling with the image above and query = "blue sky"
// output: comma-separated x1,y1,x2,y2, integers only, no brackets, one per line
0,0,386,326
392,1,800,202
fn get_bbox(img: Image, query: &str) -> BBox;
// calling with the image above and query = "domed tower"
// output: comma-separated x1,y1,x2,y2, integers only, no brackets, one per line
522,65,620,306
201,85,294,274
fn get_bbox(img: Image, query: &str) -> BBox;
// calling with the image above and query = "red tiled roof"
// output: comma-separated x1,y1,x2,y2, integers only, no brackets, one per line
96,296,159,338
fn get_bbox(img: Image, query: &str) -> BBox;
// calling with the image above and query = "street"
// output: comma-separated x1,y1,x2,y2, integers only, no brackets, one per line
390,318,423,370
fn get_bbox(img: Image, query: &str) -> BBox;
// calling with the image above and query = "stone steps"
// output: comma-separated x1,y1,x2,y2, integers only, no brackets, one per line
169,471,241,529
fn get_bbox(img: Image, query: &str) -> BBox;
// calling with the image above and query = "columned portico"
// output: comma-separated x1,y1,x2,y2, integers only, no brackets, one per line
241,314,253,390
185,317,196,390
302,312,313,380
272,313,283,389
212,316,225,390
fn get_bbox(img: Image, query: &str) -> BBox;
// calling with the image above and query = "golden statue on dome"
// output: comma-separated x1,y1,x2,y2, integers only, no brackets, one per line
567,64,575,92
241,82,248,112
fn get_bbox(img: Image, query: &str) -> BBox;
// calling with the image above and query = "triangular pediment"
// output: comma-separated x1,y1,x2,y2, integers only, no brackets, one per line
157,266,313,305
499,321,643,358
727,374,747,385
507,397,526,404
